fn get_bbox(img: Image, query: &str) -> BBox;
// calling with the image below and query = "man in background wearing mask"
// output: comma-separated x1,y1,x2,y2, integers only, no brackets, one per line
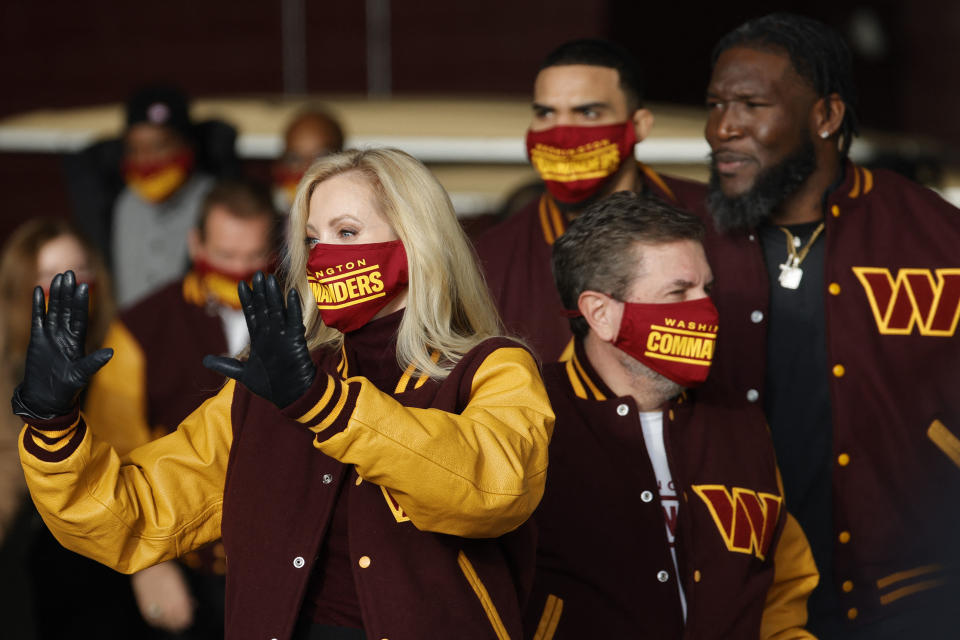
84,180,279,639
112,86,216,306
474,38,706,362
526,191,817,639
272,106,344,212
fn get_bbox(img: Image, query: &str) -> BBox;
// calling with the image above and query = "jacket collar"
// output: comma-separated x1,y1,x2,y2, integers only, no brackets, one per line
537,163,680,246
565,337,691,409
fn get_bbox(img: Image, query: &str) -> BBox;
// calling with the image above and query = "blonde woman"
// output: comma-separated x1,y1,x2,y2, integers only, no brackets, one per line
15,149,554,640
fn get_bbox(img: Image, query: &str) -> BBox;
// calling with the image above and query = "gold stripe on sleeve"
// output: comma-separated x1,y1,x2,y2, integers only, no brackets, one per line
877,564,942,590
927,420,960,469
296,379,337,424
879,579,945,605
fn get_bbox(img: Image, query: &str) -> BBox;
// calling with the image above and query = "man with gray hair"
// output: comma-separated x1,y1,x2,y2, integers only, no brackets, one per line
525,190,817,639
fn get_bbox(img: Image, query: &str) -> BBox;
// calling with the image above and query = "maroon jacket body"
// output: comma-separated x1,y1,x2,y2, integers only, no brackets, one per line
121,278,228,432
699,161,960,627
525,340,816,639
221,328,538,639
474,165,707,362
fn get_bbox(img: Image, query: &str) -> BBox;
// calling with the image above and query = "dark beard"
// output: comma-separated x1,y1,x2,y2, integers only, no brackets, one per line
707,141,817,233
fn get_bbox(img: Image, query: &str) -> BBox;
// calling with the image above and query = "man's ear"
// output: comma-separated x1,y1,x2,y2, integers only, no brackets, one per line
578,290,622,342
187,228,203,263
811,93,845,141
631,108,654,144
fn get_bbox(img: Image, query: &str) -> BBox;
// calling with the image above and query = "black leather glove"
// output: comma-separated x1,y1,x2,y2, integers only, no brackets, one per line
203,272,317,408
11,271,114,420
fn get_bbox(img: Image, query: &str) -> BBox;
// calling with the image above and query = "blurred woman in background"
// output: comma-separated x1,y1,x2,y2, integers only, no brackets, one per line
0,218,152,639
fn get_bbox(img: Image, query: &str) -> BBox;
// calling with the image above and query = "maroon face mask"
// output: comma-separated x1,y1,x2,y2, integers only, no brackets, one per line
525,121,637,204
613,297,719,388
306,240,409,333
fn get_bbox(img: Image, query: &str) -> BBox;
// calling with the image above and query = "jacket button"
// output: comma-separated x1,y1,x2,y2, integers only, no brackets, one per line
838,453,850,467
293,556,305,568
641,490,654,503
657,570,670,583
829,282,841,295
358,555,372,568
847,607,858,620
831,205,841,218
746,389,759,403
839,531,851,544
668,409,675,421
842,580,854,592
748,234,756,242
694,570,702,583
322,473,334,485
833,364,846,378
616,403,629,417
750,310,764,323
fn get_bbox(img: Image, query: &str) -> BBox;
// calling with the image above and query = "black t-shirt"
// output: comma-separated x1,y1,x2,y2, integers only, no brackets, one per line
758,220,840,633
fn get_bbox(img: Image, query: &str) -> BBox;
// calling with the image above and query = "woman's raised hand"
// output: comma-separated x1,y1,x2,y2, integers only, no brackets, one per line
203,272,317,408
12,271,114,419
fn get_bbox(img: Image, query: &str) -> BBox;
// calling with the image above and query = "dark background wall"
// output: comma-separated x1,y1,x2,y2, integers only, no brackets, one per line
1,0,958,243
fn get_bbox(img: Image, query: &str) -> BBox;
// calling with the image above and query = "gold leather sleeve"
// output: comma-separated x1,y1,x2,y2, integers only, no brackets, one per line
84,321,153,455
19,380,235,574
761,500,819,638
296,346,554,538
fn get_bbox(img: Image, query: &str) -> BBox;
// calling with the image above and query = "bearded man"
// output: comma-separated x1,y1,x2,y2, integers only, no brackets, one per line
701,13,960,639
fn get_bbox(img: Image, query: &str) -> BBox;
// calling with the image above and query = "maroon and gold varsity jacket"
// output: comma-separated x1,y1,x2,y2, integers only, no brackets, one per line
19,316,554,640
700,160,960,627
524,339,817,639
474,164,707,362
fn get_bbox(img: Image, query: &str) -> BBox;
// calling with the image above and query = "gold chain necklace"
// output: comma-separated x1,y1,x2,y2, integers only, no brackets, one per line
777,222,825,289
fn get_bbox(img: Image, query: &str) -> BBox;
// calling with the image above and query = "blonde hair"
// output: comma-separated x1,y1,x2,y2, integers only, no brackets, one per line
284,148,503,379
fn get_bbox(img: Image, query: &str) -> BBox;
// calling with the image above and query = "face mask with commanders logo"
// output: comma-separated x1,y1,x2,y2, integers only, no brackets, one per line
525,121,637,204
123,150,195,203
613,297,719,388
306,240,409,333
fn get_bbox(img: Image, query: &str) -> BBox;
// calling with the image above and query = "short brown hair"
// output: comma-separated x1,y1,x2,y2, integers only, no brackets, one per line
552,191,705,338
196,180,280,242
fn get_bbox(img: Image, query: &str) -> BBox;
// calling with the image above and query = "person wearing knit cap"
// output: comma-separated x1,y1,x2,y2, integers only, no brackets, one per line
112,86,215,307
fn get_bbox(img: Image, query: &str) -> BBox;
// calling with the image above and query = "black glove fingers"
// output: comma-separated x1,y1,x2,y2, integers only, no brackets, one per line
31,287,45,332
264,274,286,327
202,355,247,382
45,273,63,333
75,348,113,379
59,271,76,336
238,280,258,334
251,272,271,333
71,283,91,342
286,289,305,332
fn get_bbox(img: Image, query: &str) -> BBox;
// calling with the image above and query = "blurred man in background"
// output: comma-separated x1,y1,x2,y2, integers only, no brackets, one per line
700,13,960,639
272,107,344,212
85,180,279,638
474,38,707,362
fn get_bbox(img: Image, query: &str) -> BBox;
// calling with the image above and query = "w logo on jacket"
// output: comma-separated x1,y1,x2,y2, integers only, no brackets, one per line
854,267,960,336
692,485,782,560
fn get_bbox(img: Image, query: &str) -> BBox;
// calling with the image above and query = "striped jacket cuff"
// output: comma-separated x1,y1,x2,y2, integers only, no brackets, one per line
281,374,361,443
22,407,87,462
